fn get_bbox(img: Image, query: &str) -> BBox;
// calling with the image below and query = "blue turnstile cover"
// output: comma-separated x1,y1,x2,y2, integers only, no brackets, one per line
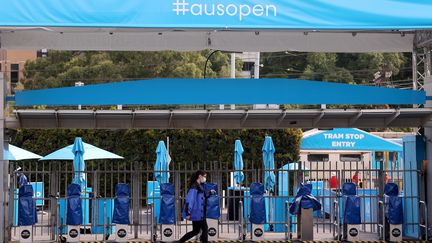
204,183,220,219
250,182,266,224
112,183,130,224
159,183,176,224
384,183,403,224
289,183,321,215
342,183,361,224
18,184,37,226
66,183,82,225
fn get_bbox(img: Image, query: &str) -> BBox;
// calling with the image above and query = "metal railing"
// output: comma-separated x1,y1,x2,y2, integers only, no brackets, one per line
332,199,340,240
238,200,245,240
8,159,425,241
377,200,385,240
419,200,428,240
284,200,291,240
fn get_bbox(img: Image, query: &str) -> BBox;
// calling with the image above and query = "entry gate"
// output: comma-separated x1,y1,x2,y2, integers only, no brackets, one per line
8,158,426,241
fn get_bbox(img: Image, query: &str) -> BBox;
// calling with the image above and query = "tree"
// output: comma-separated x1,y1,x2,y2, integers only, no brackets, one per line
260,52,407,86
22,50,238,90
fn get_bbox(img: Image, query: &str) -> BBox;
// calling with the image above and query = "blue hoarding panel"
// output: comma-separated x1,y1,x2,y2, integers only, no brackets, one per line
147,181,161,223
30,182,44,207
92,199,114,234
402,135,424,238
15,79,426,106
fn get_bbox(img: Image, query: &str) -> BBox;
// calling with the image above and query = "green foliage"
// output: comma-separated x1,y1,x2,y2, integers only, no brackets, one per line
22,50,237,89
12,129,302,171
260,51,409,111
261,52,407,85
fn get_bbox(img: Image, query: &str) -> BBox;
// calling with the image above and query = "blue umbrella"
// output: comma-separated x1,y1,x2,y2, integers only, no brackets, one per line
154,141,169,184
40,138,124,191
234,140,244,185
40,142,123,161
4,144,42,161
262,136,276,192
72,137,86,190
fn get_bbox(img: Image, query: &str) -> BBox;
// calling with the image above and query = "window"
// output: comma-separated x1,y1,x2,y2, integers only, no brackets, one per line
307,154,329,162
242,62,254,71
10,64,19,83
340,154,362,162
37,49,48,58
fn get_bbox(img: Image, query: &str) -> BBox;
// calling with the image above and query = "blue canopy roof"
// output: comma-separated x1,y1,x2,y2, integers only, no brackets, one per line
14,79,425,106
301,128,402,152
0,0,432,30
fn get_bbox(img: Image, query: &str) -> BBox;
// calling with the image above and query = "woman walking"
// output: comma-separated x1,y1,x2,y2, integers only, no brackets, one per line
179,170,208,243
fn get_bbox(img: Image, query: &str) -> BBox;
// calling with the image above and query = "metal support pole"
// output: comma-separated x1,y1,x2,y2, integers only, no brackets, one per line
0,70,9,242
238,200,244,240
420,200,428,240
422,47,432,238
49,170,59,240
333,200,340,239
151,202,156,242
285,201,291,240
378,201,385,240
254,52,260,79
230,53,236,110
425,47,431,78
413,50,418,91
132,170,140,239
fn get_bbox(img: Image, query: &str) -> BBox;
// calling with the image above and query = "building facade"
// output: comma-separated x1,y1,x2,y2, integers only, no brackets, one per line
0,50,42,94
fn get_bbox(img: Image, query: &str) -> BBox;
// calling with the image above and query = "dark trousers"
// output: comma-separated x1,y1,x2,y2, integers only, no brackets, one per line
179,220,208,243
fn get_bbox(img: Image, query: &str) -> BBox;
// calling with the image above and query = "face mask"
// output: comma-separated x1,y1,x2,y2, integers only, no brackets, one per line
201,177,207,183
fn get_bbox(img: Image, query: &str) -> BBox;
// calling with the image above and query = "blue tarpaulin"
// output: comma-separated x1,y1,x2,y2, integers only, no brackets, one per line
342,183,361,225
159,183,176,224
66,183,82,225
112,183,130,225
342,183,357,196
289,184,321,215
250,183,266,224
18,174,28,187
385,183,403,224
204,183,220,220
234,140,244,185
18,184,37,226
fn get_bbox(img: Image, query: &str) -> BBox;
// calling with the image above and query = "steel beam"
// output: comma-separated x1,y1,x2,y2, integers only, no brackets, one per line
7,108,432,129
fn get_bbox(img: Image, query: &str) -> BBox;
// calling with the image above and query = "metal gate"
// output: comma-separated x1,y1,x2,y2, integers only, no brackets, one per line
8,158,426,241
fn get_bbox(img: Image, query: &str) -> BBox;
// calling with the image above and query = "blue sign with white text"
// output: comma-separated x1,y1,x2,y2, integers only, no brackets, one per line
301,128,402,152
0,1,432,29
